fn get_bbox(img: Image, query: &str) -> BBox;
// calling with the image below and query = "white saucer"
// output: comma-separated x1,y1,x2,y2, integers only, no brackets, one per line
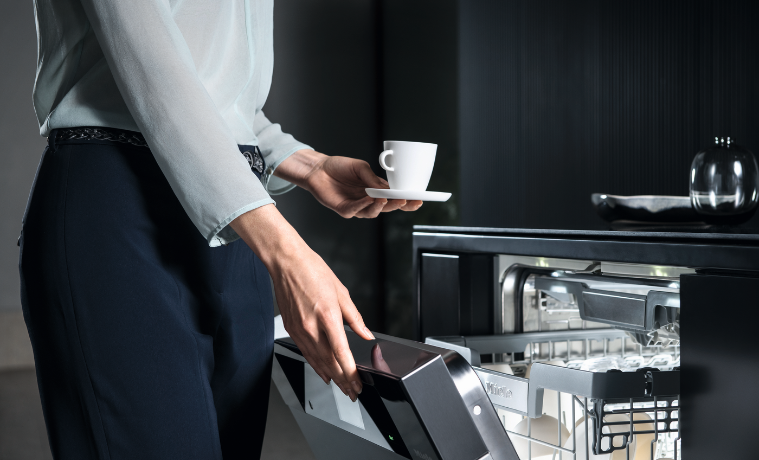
365,188,452,202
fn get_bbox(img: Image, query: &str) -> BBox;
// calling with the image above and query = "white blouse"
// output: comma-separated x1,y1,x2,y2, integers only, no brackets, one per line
32,0,310,246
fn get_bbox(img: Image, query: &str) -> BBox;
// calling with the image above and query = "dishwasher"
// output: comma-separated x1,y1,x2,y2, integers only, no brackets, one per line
272,226,759,460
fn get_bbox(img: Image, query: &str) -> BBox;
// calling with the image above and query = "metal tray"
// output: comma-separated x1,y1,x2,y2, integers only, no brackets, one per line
591,193,701,223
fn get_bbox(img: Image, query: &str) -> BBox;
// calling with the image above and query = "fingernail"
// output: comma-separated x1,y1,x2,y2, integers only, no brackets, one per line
351,380,362,395
348,389,357,402
365,327,375,340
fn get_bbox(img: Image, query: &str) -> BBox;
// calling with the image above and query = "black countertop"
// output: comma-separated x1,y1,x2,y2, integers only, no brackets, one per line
414,225,759,244
412,226,759,270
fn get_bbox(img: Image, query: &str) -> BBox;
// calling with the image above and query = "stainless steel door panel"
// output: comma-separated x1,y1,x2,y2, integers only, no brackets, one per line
302,365,391,450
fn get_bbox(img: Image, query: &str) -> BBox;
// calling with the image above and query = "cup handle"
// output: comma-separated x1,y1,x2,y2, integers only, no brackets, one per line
379,150,394,171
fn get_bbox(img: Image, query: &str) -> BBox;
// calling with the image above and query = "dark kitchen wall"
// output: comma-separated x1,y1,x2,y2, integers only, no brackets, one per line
380,0,461,338
0,0,47,313
266,0,387,330
458,0,759,229
268,0,462,339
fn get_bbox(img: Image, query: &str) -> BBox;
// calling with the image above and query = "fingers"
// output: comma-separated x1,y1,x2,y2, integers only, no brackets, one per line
296,319,356,399
401,200,423,211
315,329,356,398
343,197,421,218
283,314,331,385
322,314,363,400
381,199,407,212
348,197,421,217
354,198,388,218
338,196,383,218
299,339,331,385
339,287,374,341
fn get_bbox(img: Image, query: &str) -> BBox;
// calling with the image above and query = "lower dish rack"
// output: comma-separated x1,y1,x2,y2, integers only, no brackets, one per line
427,329,681,460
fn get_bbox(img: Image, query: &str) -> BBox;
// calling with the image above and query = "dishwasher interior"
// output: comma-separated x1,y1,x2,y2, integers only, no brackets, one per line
272,227,759,460
425,255,686,460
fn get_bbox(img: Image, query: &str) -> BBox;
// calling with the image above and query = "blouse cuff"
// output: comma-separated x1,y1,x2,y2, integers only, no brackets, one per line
262,143,312,195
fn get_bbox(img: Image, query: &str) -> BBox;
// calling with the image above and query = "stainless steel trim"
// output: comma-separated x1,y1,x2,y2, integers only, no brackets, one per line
424,337,481,366
473,367,529,415
445,328,629,354
421,253,460,259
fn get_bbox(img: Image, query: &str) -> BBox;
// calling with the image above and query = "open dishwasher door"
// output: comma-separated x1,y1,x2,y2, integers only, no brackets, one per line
272,327,518,460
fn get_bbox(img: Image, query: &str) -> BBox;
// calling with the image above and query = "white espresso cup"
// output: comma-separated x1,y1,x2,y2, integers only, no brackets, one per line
379,141,437,191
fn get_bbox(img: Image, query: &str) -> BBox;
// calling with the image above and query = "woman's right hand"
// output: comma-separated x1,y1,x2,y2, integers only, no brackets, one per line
229,204,374,401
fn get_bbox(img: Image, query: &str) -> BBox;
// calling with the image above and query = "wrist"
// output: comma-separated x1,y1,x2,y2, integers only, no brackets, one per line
273,149,328,190
229,204,308,270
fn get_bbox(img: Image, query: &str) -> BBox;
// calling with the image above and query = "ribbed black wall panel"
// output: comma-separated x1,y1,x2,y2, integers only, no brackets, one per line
459,0,759,229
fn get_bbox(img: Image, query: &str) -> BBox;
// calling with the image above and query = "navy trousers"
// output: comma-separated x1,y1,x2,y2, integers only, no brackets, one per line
19,134,274,459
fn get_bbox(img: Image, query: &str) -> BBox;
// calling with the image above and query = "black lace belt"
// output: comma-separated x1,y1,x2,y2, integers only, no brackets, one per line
51,127,265,176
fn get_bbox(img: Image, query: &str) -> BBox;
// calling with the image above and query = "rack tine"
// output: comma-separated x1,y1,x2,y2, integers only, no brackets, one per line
675,400,682,460
584,339,589,360
585,397,589,460
652,396,659,460
528,415,532,460
558,391,562,460
627,398,633,460
571,393,576,458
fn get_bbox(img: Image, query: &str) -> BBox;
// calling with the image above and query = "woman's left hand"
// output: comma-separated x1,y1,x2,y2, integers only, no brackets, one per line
274,149,423,218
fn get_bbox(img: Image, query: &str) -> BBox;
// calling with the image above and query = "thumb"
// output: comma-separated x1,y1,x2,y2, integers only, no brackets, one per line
339,288,375,341
356,161,387,189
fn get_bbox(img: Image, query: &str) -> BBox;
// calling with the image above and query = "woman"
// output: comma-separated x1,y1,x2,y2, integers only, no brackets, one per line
21,1,421,458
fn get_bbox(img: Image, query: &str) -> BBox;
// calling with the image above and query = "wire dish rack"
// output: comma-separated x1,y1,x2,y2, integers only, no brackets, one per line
426,329,681,460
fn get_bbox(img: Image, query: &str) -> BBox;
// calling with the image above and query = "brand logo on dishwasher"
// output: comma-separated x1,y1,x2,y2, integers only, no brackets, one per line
413,449,435,460
485,382,512,399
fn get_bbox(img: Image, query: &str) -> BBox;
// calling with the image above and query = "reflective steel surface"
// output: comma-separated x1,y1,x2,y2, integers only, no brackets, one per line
273,329,519,460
